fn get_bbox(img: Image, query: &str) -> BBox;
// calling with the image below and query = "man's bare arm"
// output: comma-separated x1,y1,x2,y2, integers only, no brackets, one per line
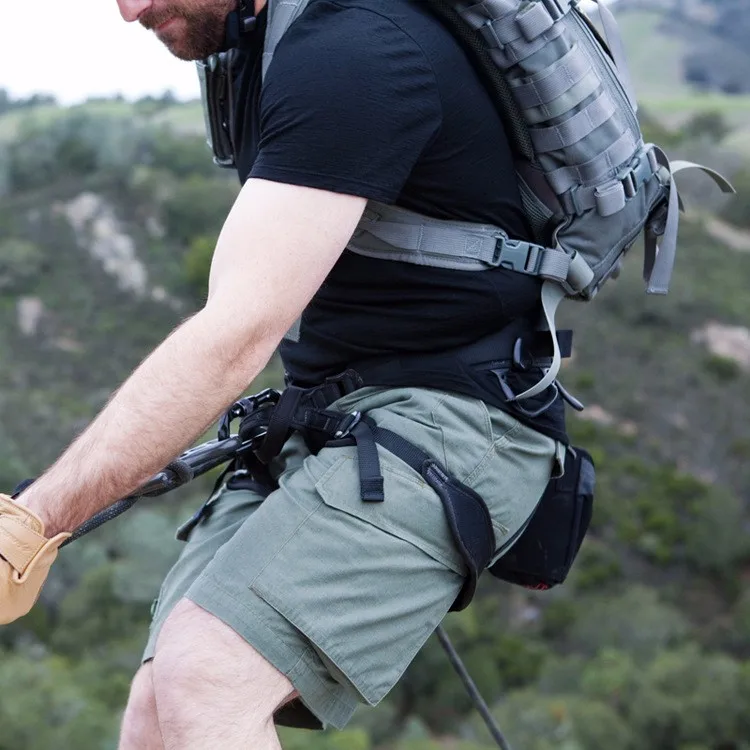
16,179,367,537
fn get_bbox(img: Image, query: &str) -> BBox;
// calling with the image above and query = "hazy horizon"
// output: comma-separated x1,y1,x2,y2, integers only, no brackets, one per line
1,0,616,106
0,0,201,105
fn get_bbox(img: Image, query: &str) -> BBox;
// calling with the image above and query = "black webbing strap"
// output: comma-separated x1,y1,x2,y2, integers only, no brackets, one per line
371,423,496,611
304,370,364,409
255,386,306,464
352,326,573,390
350,421,385,502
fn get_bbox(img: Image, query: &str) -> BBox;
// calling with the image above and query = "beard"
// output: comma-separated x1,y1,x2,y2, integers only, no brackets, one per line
139,0,233,61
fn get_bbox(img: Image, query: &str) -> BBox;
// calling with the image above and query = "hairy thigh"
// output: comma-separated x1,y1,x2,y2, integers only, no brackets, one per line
126,663,157,711
152,598,297,715
120,664,161,750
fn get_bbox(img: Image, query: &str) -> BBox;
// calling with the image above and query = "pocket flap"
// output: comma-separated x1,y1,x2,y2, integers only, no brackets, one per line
315,451,466,575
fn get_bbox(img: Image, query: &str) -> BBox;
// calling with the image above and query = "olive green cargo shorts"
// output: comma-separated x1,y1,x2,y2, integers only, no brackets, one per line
143,386,560,729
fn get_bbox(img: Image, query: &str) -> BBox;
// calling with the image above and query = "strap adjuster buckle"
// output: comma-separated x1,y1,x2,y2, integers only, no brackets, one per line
618,148,658,201
334,411,362,439
620,163,639,199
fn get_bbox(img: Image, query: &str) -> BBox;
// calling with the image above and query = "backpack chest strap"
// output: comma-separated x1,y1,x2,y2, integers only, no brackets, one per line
352,202,576,283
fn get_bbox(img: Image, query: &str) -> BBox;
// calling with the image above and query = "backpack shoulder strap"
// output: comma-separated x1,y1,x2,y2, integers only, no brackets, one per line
263,0,315,79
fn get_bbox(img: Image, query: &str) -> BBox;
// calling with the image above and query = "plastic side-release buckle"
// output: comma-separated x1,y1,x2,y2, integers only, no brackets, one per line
494,238,545,275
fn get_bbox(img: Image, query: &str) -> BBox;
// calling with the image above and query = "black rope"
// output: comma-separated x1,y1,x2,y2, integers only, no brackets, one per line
435,625,513,750
60,496,139,548
60,459,198,548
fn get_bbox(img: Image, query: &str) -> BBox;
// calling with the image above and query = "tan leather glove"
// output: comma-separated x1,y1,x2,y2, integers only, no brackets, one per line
0,494,71,625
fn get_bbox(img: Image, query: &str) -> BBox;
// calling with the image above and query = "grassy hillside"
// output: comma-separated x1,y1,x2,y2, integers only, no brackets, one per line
0,99,205,143
616,10,693,102
605,6,750,151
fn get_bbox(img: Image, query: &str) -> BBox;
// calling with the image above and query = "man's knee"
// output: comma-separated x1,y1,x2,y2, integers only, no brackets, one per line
120,663,160,750
152,598,296,722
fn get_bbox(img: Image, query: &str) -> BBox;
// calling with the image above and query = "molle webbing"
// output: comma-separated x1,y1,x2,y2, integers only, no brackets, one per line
427,0,534,161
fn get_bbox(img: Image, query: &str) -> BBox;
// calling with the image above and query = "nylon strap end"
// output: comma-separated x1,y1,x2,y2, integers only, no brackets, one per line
510,281,567,402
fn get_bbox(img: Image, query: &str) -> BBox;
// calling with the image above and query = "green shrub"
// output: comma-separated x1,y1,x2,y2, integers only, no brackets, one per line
0,238,45,292
682,111,731,142
50,564,152,656
682,485,750,578
8,111,151,191
184,234,216,299
571,540,622,591
565,586,690,660
629,646,750,748
704,353,741,381
161,174,238,244
729,437,750,459
149,128,220,179
730,590,750,655
721,168,750,229
580,648,638,706
279,728,373,750
638,110,684,150
600,459,748,575
540,598,579,640
0,651,118,750
571,370,596,390
487,690,633,750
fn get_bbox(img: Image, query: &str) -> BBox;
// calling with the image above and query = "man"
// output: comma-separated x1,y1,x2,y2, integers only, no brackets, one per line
1,0,567,747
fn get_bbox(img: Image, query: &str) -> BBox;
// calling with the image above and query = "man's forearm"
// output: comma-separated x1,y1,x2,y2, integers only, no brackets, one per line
15,309,277,537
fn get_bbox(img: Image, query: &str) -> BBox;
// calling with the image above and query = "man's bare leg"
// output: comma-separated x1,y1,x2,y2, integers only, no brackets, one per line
119,663,164,750
150,598,298,750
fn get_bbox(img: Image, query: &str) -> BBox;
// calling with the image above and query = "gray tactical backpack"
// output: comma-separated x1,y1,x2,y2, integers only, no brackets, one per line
199,0,734,400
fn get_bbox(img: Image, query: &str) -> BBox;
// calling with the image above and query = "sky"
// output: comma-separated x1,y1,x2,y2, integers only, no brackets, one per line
0,0,201,104
0,0,613,105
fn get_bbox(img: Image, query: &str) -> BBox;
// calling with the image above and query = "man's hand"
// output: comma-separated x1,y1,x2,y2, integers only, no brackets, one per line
0,494,71,625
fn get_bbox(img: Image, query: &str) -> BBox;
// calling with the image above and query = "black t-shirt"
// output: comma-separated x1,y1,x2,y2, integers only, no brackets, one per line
230,0,567,442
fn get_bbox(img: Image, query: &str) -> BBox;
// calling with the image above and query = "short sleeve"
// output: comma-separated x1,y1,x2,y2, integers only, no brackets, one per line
249,3,443,203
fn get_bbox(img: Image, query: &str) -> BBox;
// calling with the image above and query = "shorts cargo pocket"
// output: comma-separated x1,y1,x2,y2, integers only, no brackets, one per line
248,449,465,707
317,451,467,576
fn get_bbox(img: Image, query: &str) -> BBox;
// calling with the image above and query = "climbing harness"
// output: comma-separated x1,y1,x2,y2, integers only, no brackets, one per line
27,381,511,743
26,368,597,749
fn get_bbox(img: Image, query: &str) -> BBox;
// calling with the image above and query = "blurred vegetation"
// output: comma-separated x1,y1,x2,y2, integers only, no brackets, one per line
1,10,750,746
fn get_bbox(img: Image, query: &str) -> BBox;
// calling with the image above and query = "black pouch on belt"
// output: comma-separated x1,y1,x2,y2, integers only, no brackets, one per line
489,446,595,590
